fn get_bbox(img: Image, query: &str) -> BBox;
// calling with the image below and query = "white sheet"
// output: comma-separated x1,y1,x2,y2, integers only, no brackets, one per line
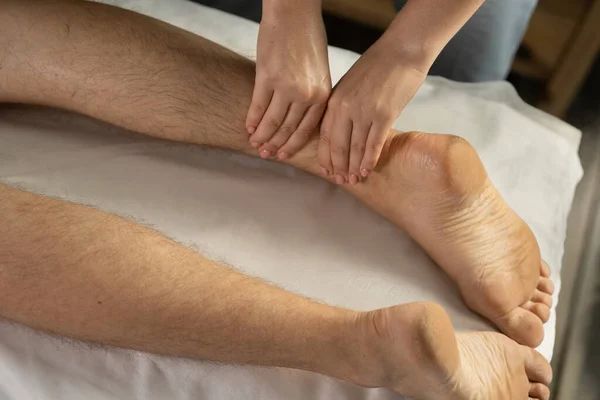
0,1,583,399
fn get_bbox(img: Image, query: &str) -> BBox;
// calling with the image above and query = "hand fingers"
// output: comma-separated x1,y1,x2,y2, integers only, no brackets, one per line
278,103,326,159
360,122,389,177
348,122,370,185
318,111,334,177
261,102,308,157
329,116,352,184
250,92,289,154
246,82,273,134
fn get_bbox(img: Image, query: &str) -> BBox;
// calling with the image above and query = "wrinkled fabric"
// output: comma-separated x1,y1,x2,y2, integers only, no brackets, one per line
0,1,582,399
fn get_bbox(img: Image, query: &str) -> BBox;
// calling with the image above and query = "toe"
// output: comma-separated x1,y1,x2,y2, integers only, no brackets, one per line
537,278,555,295
497,307,544,347
529,383,550,400
522,301,550,323
532,290,553,308
524,347,552,385
540,261,550,278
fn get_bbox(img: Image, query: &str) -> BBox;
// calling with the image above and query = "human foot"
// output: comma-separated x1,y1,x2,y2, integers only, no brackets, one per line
356,302,552,400
352,131,555,347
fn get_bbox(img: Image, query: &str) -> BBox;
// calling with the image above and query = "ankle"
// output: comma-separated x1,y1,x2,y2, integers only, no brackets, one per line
349,303,461,398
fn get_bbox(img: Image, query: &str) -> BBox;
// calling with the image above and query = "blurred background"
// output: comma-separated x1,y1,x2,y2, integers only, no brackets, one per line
192,0,598,398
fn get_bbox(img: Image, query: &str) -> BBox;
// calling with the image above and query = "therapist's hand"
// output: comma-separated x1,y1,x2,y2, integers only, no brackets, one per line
318,39,427,185
246,0,331,161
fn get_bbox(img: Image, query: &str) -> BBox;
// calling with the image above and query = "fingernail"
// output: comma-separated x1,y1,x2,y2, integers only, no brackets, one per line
250,141,260,148
360,168,370,177
260,149,271,159
247,127,256,134
335,174,345,185
321,167,329,176
277,151,288,160
349,174,359,185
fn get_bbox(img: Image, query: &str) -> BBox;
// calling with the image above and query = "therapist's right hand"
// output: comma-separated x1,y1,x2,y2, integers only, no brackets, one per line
246,0,331,161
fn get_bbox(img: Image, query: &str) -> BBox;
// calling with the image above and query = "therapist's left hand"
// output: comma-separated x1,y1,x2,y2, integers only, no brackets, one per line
318,40,427,185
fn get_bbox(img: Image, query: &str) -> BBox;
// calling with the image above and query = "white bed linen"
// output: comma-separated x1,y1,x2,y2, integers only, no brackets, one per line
0,1,583,399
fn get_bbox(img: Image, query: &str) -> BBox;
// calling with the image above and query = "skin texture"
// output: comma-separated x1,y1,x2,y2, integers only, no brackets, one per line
247,0,484,185
0,1,552,398
247,0,331,160
318,37,426,185
319,0,485,184
0,184,360,377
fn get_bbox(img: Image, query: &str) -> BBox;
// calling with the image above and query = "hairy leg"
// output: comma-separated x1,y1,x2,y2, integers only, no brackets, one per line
0,172,551,400
0,185,355,375
0,1,552,397
1,0,551,347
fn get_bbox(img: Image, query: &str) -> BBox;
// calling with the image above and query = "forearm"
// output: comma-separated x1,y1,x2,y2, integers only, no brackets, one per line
0,184,365,380
382,0,485,69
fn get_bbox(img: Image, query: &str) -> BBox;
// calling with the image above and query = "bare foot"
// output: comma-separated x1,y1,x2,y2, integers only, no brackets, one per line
357,302,552,400
353,132,555,347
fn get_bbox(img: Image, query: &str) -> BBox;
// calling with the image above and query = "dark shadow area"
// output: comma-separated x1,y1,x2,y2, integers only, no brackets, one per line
321,13,381,54
566,54,600,128
578,56,600,393
188,0,383,54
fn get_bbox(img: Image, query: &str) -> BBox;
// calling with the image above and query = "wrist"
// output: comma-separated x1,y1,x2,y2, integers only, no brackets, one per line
380,0,485,72
375,29,437,74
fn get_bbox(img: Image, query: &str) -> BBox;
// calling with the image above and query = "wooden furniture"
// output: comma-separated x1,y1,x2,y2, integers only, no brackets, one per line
513,0,600,118
322,0,600,118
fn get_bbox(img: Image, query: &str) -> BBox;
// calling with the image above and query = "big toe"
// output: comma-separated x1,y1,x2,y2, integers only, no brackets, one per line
496,307,544,348
524,347,552,385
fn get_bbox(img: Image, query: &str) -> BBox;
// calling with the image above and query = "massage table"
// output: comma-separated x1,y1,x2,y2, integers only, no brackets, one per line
0,0,584,398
